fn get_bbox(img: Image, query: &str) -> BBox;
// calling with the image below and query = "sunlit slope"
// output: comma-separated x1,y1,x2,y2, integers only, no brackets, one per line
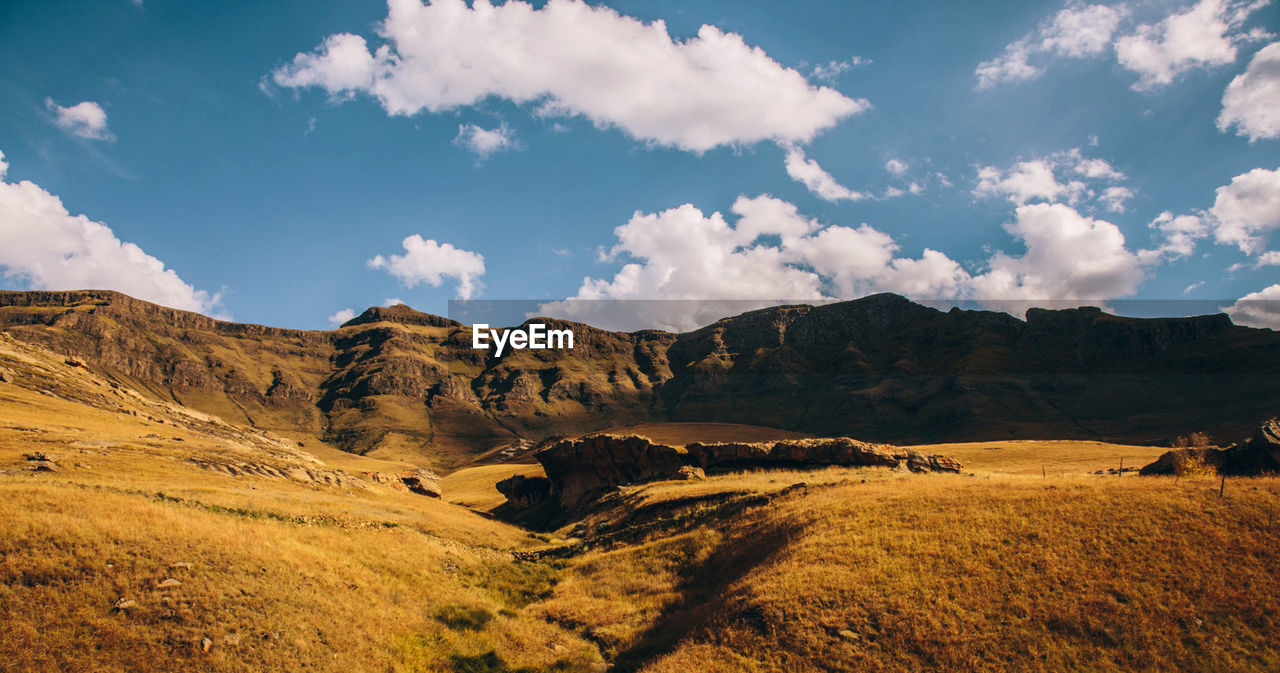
0,335,603,672
527,467,1280,672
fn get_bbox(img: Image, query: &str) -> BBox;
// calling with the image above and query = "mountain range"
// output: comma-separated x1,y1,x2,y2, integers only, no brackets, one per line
2,289,1276,472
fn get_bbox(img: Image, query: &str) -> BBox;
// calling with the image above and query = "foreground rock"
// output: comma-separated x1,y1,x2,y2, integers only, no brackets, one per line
517,434,962,510
1141,417,1280,476
496,474,552,507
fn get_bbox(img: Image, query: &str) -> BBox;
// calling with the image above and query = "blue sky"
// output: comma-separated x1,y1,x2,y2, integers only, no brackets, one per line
1,0,1277,331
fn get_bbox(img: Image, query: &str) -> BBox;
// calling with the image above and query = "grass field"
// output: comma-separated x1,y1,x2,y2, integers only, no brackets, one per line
3,334,1278,672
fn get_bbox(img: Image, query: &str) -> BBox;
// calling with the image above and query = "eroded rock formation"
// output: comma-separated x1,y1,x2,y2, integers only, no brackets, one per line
518,434,962,510
1141,418,1280,476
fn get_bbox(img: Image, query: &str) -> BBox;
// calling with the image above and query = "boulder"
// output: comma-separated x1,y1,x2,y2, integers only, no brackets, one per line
535,434,690,510
400,469,443,498
1141,417,1280,476
496,474,552,507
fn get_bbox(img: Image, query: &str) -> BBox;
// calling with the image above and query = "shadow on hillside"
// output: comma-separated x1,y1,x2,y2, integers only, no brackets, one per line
607,516,804,672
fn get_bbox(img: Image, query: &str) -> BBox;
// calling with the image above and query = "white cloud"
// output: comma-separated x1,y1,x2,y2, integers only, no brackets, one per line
1116,0,1271,91
1209,165,1280,253
782,144,871,202
1256,250,1280,266
976,41,1042,90
544,195,1148,329
44,98,113,141
885,158,908,176
975,160,1080,205
1218,41,1280,141
1222,283,1280,328
272,0,867,153
383,297,405,306
454,123,520,158
977,1,1270,90
1041,3,1129,57
368,234,485,299
976,4,1125,89
1072,153,1126,180
1183,280,1206,293
1136,165,1279,260
1138,211,1209,262
810,56,871,82
328,308,356,326
970,202,1146,302
1099,185,1135,212
974,149,1129,210
0,150,221,315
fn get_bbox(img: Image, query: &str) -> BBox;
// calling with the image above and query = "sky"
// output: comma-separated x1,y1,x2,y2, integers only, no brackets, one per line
1,0,1278,332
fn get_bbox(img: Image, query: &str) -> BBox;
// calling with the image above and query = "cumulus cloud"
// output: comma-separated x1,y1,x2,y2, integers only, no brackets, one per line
328,308,356,326
1209,165,1280,253
977,0,1270,90
974,149,1130,211
1138,211,1209,262
0,150,221,315
885,158,908,176
45,98,113,141
1099,186,1135,212
1218,41,1280,141
976,160,1081,205
272,0,866,153
454,123,519,158
541,194,1149,330
1137,165,1279,259
976,3,1126,89
970,202,1146,302
782,144,871,202
1116,0,1272,91
1222,283,1280,328
368,234,485,299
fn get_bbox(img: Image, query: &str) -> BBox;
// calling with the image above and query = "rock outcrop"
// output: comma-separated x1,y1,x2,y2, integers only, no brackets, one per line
684,437,962,473
1141,418,1280,476
496,474,553,507
521,434,962,510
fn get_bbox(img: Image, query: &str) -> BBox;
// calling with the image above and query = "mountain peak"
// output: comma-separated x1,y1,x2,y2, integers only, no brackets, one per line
341,304,461,329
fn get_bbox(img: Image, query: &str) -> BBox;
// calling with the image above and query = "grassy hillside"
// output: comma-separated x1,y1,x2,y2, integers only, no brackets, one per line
3,334,1278,671
533,469,1280,672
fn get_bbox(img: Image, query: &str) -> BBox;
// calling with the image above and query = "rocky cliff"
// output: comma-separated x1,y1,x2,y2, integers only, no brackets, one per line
3,290,1278,471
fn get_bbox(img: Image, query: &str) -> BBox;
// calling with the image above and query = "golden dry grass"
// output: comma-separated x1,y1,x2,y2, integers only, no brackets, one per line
0,336,602,672
442,463,548,512
909,439,1170,476
536,471,1280,672
5,335,1279,672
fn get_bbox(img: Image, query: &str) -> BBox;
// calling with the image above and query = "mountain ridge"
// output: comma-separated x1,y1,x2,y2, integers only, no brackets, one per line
2,289,1276,471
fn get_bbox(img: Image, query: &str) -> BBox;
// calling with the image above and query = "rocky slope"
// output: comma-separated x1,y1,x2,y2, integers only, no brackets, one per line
3,290,1278,470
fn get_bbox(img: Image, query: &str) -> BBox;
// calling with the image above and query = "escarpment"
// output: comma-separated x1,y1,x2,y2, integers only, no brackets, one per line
3,290,1279,471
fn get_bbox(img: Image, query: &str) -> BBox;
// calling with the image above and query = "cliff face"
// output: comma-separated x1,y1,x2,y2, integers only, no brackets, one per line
2,290,1278,470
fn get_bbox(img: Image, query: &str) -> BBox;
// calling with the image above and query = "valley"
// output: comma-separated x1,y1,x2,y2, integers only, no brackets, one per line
2,292,1279,671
